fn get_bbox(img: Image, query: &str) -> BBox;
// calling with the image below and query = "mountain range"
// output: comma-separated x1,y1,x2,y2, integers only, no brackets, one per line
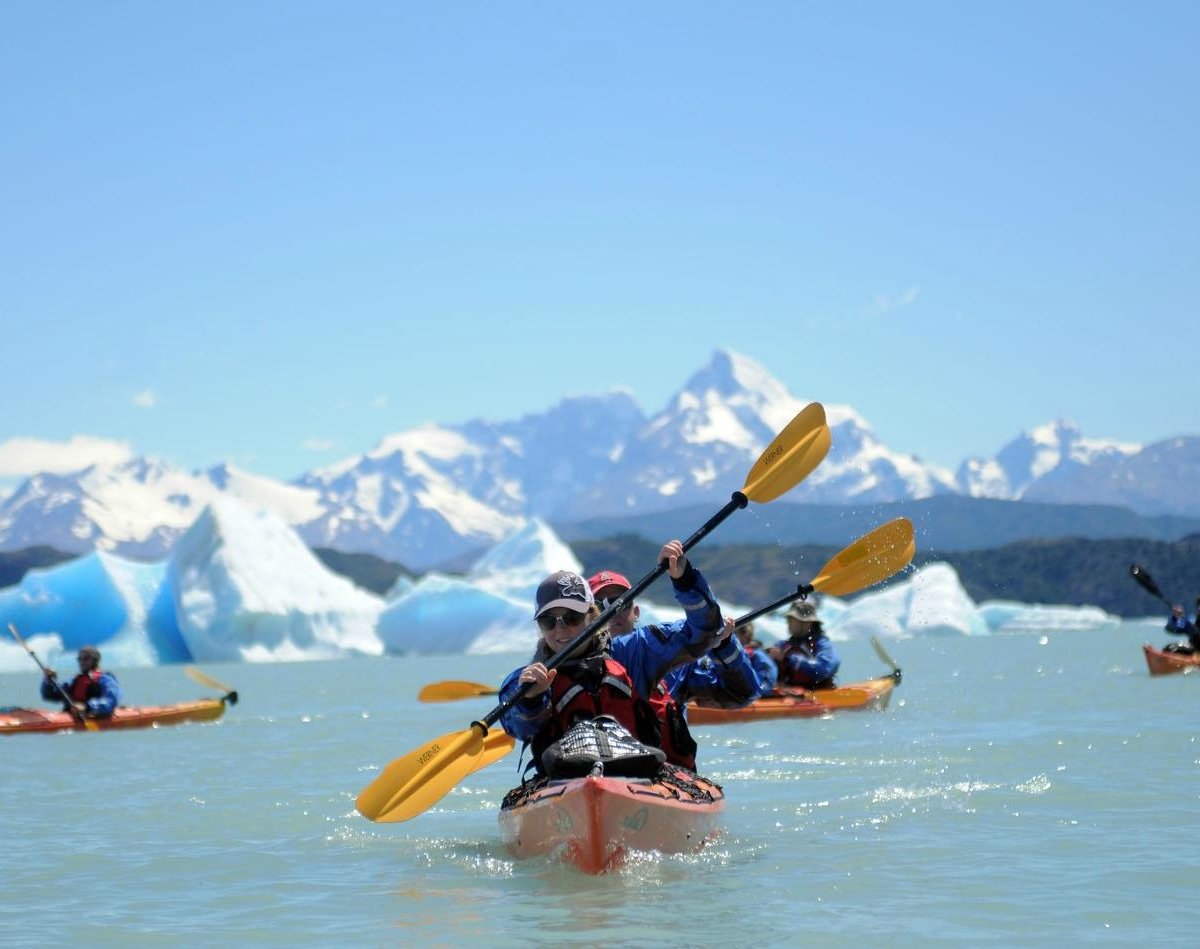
1,350,1197,571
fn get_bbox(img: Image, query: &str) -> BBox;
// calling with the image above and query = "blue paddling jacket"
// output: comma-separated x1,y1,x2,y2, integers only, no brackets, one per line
773,634,840,689
41,670,121,718
665,634,772,708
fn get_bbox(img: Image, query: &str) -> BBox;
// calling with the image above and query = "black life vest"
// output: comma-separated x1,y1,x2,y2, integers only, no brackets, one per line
529,655,699,772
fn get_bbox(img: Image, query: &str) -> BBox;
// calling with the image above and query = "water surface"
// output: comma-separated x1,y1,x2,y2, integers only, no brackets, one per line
2,628,1195,947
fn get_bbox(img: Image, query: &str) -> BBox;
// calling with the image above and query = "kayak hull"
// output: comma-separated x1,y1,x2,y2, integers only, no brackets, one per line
1143,643,1200,677
687,675,897,724
0,698,228,735
498,767,724,874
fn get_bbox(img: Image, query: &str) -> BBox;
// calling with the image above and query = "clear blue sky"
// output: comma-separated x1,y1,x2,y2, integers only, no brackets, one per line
2,2,1196,489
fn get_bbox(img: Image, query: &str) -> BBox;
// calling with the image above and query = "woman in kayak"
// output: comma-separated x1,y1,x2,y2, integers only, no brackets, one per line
498,540,726,773
40,645,121,718
767,600,840,689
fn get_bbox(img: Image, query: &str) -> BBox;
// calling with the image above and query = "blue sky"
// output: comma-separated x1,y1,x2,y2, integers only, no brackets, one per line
2,2,1196,489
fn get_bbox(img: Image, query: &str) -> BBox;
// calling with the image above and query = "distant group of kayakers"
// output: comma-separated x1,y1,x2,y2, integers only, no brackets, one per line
498,537,841,777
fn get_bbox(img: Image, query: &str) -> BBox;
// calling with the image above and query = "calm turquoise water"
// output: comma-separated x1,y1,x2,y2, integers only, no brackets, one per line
2,626,1196,948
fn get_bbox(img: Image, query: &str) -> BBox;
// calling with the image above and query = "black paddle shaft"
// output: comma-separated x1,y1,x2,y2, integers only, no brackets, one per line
480,491,749,728
1130,564,1173,606
6,622,90,723
732,583,815,629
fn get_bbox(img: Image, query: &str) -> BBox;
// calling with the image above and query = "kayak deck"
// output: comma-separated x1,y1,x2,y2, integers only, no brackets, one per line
498,766,724,874
0,698,229,735
1143,643,1200,677
687,674,897,724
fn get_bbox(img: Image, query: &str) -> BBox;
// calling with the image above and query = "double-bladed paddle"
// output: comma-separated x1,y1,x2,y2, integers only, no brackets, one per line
730,517,915,625
356,402,832,823
6,622,99,732
418,517,916,704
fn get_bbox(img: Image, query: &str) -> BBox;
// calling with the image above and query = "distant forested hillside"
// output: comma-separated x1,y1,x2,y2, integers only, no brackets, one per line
0,546,76,589
570,533,1200,618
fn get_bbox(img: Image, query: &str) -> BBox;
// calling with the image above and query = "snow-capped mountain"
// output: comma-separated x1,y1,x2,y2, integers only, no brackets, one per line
572,350,957,514
1,350,1196,570
292,391,646,566
0,459,323,560
955,420,1140,499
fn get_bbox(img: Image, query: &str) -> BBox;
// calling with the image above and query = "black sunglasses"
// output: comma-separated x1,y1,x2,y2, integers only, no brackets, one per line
598,596,634,613
536,611,588,632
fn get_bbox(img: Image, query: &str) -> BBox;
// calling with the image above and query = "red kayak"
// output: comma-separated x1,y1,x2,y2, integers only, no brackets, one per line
0,698,230,735
1143,643,1200,677
498,765,724,874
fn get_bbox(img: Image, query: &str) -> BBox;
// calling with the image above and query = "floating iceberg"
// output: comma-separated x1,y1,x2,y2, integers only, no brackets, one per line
0,506,1126,673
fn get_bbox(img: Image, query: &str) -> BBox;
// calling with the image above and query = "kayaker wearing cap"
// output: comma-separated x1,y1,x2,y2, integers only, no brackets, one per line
1163,603,1200,654
40,645,122,718
766,600,840,689
498,539,725,774
587,567,769,767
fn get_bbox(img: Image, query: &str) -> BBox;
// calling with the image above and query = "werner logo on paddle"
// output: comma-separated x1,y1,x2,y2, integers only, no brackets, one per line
418,744,441,765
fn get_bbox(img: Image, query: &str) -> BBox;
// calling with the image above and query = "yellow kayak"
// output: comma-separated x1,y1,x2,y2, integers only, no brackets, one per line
687,674,897,724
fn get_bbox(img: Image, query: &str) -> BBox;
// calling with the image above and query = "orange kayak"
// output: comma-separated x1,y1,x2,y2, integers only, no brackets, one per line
687,674,898,724
498,766,724,874
1142,643,1200,677
0,698,229,735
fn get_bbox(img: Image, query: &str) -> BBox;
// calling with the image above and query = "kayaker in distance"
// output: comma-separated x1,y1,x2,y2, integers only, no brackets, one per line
498,539,725,774
1162,603,1200,654
40,645,121,718
766,601,841,689
587,568,768,735
733,620,779,692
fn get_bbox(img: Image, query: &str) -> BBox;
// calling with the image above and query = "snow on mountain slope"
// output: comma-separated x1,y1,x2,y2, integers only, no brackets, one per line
3,350,1194,570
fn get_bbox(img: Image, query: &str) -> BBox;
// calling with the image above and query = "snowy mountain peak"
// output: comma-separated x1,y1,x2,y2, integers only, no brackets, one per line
959,418,1143,499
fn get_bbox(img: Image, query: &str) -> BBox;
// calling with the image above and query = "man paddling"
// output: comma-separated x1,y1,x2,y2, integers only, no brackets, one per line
1163,603,1200,654
41,645,121,718
767,600,840,689
589,568,771,709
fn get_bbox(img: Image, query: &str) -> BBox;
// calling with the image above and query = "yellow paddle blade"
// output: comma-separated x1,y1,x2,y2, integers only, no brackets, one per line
742,403,831,504
185,666,235,694
465,728,517,774
810,517,915,597
417,680,500,703
356,725,494,823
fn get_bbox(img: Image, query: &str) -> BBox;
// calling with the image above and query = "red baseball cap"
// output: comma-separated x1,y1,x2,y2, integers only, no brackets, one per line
587,570,631,596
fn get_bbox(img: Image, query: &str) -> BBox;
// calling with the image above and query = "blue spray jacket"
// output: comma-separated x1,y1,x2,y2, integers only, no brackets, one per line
41,670,122,717
499,563,723,743
774,634,840,689
665,634,772,709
